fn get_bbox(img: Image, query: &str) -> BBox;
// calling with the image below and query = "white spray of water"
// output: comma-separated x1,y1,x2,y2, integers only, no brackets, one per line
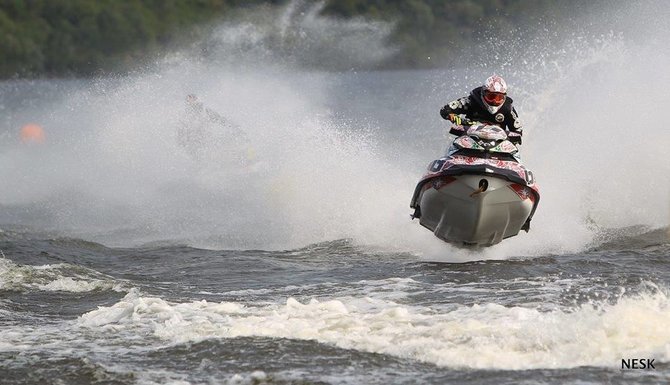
0,1,435,251
425,2,670,260
517,23,670,254
0,1,667,258
197,0,396,70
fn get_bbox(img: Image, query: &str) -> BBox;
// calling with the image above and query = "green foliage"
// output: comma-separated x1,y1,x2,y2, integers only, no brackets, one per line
0,0,245,77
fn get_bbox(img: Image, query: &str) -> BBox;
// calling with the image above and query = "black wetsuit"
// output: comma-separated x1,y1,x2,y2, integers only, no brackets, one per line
440,86,523,144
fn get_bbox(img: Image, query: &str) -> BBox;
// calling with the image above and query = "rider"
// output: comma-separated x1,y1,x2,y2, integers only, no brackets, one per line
178,94,255,164
440,75,523,144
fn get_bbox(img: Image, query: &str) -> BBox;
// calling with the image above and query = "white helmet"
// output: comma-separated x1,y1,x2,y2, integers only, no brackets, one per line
481,75,508,114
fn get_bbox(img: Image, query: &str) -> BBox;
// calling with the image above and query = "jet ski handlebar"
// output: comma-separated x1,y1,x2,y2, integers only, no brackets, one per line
449,120,481,136
448,119,521,144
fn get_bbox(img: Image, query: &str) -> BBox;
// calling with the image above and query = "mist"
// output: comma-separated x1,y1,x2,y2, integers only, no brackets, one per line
0,0,667,259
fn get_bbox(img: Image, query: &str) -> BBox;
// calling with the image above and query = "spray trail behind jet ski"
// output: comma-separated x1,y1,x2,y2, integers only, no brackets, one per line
0,1,668,261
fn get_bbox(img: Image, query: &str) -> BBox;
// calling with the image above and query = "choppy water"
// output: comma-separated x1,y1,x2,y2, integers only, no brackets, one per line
2,1,670,384
1,228,669,384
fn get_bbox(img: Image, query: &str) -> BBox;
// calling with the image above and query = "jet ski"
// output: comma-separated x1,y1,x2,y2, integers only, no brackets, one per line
410,123,540,246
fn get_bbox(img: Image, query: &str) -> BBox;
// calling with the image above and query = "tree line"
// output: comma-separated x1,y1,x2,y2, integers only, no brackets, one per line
0,0,590,78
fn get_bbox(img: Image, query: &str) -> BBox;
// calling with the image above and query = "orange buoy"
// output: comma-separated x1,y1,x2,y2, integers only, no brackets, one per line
20,124,46,144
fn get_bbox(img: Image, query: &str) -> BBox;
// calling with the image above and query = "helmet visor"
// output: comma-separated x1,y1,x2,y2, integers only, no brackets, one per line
483,91,506,106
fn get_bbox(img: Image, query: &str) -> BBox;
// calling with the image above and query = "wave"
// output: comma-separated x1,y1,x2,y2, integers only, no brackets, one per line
588,226,670,252
0,257,125,293
79,285,670,370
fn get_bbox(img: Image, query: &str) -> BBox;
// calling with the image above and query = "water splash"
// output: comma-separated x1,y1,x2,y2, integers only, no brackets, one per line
192,0,396,70
0,1,668,258
427,2,670,258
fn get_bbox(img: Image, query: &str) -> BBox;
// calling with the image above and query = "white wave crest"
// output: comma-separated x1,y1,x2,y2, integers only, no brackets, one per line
0,258,125,293
79,288,670,370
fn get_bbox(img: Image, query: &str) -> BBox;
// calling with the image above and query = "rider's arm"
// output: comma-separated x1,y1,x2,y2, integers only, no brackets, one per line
506,106,523,144
440,96,471,122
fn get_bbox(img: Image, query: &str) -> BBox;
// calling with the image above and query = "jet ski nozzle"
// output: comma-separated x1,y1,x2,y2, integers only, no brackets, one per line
470,179,489,197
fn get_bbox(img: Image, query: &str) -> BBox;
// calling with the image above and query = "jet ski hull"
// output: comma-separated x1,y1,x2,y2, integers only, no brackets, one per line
411,124,540,247
416,174,536,246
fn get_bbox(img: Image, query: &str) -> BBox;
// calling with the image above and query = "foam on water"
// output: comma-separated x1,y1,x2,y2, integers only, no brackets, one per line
77,286,670,370
0,257,124,293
